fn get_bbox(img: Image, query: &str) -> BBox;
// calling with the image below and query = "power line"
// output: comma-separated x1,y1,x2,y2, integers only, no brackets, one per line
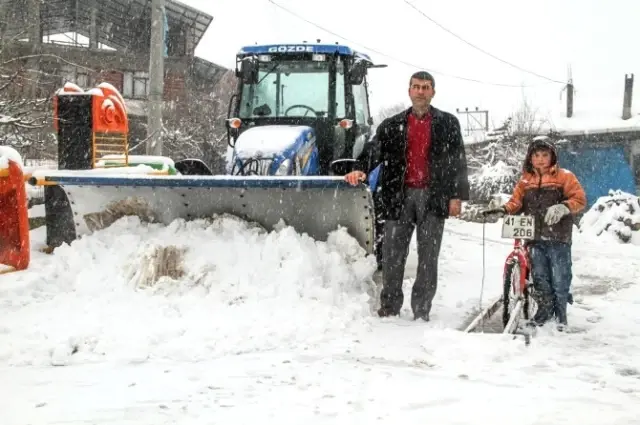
403,0,565,84
267,0,549,88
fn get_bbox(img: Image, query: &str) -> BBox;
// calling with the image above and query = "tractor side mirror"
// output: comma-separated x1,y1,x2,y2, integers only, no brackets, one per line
347,60,367,85
239,58,259,84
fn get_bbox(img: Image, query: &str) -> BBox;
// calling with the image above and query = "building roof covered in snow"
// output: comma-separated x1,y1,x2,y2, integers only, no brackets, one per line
539,74,640,138
463,74,640,145
0,0,213,56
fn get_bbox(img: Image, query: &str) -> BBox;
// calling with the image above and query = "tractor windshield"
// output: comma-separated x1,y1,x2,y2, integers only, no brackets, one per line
238,59,345,119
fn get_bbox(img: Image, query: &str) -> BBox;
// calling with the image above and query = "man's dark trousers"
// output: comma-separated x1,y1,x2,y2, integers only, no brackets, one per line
380,188,445,318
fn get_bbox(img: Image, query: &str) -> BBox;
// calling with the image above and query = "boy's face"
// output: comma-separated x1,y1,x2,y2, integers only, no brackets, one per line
532,149,552,171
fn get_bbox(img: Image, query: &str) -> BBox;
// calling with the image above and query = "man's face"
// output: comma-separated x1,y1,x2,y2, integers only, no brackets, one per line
532,149,553,170
408,78,435,109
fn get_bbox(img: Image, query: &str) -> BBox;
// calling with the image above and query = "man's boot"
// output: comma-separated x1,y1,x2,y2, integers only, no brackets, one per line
378,287,403,318
378,307,398,318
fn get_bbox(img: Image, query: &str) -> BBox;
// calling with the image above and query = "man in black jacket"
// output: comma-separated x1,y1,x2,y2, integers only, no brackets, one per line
345,71,470,321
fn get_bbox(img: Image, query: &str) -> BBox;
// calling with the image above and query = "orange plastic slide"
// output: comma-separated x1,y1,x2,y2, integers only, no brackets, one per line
0,159,30,273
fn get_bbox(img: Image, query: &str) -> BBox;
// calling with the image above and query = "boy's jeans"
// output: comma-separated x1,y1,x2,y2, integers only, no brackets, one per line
528,240,572,325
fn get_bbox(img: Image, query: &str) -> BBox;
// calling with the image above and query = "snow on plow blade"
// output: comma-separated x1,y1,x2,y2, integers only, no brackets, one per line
34,173,376,254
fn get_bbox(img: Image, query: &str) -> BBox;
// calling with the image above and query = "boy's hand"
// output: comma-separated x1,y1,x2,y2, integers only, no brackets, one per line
545,204,570,225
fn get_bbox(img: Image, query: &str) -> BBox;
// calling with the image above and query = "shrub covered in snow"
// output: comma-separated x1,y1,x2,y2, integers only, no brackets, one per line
579,190,640,245
468,160,520,201
466,130,533,201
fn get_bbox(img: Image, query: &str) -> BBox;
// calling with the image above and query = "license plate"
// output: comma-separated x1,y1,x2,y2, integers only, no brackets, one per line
501,215,535,239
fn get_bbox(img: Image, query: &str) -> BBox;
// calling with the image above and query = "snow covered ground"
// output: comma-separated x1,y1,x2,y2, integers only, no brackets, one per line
2,213,640,424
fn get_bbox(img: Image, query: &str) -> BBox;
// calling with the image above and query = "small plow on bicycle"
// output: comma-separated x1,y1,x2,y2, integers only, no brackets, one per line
462,214,539,345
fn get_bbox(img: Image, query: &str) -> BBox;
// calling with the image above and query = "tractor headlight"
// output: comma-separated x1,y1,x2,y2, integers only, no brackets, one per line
274,159,291,175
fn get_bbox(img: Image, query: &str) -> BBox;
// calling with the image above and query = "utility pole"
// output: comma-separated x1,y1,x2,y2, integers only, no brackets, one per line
147,0,165,155
565,65,574,118
456,107,489,137
622,73,634,120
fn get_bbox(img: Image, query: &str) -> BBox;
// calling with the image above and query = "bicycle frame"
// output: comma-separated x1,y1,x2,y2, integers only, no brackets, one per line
501,237,537,336
503,239,531,298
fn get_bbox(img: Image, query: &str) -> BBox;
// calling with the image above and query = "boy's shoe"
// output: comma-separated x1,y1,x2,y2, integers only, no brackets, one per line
532,294,555,326
532,306,553,326
555,302,568,326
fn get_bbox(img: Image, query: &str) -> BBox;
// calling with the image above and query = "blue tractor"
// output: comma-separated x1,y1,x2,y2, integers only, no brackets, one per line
225,43,385,188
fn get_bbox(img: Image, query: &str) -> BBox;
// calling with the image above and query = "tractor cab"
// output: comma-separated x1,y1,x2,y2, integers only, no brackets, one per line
226,43,386,176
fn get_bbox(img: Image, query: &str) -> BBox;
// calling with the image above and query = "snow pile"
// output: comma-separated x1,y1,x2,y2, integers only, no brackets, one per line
96,154,175,169
579,190,640,245
0,145,23,169
0,215,377,367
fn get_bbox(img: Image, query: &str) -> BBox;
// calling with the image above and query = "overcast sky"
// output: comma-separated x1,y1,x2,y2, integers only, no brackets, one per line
182,0,640,129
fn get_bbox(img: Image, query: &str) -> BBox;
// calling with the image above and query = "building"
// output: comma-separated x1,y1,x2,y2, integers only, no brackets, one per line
0,0,233,152
465,74,640,206
542,74,639,205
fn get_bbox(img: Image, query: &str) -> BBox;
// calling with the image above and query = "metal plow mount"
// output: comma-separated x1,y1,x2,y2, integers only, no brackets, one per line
462,296,535,345
40,174,376,254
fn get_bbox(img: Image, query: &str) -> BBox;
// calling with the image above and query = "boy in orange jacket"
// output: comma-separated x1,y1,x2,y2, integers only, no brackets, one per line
483,138,586,329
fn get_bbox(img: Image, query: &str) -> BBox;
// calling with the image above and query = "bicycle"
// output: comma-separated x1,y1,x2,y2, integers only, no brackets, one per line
501,237,537,334
473,212,538,341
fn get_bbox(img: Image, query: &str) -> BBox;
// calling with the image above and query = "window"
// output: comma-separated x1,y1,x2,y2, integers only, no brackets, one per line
239,60,341,119
123,71,149,98
352,79,370,124
60,65,90,88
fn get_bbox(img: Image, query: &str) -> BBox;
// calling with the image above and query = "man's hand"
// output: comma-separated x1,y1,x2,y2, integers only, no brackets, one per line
449,199,462,217
545,204,570,225
344,170,367,186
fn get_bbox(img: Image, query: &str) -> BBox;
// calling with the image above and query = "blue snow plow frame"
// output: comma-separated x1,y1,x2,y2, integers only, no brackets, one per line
34,174,360,189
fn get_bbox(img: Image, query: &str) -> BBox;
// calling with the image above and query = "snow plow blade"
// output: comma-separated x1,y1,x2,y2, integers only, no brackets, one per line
32,172,376,254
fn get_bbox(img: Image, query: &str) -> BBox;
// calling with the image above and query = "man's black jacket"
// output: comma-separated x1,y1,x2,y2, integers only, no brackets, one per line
356,106,470,220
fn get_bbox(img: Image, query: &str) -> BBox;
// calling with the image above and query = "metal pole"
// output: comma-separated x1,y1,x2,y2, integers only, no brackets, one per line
147,0,165,155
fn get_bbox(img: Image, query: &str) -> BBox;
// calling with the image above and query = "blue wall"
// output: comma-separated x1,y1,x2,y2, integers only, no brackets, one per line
557,145,637,208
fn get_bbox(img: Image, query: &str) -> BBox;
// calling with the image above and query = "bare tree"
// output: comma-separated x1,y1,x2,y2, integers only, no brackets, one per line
508,94,550,136
0,63,58,161
466,95,552,201
375,101,407,123
161,70,236,173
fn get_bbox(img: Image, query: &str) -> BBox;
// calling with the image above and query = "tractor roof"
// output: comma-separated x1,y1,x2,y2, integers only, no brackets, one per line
237,43,373,63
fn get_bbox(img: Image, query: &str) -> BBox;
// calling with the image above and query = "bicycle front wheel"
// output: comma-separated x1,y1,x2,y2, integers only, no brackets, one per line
502,259,520,328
